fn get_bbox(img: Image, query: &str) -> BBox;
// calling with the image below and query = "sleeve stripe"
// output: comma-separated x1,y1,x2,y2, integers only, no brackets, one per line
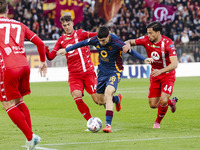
30,34,36,41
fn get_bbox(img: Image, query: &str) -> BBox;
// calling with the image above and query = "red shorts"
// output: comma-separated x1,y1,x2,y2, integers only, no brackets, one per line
0,66,31,101
148,74,175,98
68,70,97,95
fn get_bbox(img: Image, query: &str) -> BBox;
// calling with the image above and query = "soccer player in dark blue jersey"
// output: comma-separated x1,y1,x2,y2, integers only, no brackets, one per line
57,26,153,133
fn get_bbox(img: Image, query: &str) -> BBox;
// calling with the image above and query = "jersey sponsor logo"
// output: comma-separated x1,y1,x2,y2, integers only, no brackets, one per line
151,51,160,60
100,50,107,57
151,45,160,48
65,37,72,40
100,50,109,62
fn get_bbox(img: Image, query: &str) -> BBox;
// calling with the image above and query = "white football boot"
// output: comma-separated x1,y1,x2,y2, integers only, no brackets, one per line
25,134,41,150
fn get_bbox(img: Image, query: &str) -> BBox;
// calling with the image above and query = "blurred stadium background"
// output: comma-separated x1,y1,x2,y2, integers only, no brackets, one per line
7,0,200,71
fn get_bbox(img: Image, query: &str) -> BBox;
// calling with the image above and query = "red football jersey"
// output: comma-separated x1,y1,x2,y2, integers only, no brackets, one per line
135,35,177,78
0,17,39,69
47,29,96,74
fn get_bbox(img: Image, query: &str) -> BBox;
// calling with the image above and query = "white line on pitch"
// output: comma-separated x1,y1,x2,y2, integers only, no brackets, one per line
35,146,58,150
39,135,200,146
21,146,57,150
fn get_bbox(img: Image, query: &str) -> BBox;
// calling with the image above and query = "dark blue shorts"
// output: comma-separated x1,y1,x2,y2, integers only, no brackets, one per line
96,71,121,94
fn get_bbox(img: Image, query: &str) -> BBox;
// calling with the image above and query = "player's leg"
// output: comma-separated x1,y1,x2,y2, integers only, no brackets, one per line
168,97,178,113
148,79,161,109
110,73,122,112
17,66,32,130
154,80,175,128
72,90,92,121
15,98,32,130
69,74,92,121
148,79,163,128
103,85,115,133
84,71,101,105
103,74,120,133
112,94,123,112
1,67,34,141
153,92,170,128
2,99,33,141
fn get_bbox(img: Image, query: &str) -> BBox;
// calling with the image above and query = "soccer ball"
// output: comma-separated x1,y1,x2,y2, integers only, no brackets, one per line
87,117,102,132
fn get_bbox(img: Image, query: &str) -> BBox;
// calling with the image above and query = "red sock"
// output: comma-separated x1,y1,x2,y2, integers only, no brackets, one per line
16,101,32,130
74,97,92,121
155,104,169,123
6,106,33,141
168,99,173,106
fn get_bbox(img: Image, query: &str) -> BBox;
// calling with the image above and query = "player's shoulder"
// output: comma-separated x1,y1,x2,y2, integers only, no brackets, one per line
162,35,173,44
77,29,88,34
137,35,148,41
110,33,120,40
0,17,20,24
110,34,125,47
57,34,66,42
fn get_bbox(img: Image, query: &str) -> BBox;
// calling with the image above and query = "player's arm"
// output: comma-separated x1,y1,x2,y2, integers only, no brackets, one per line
123,39,136,53
56,38,91,55
151,56,178,77
127,49,154,64
31,36,47,77
45,38,63,60
25,25,47,77
88,32,97,37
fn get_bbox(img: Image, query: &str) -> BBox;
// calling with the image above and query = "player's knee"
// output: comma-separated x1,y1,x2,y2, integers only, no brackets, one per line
149,104,157,109
160,97,168,106
149,101,158,108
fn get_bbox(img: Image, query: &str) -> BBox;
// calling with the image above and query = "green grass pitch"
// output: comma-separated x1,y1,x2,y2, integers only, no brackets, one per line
0,77,200,150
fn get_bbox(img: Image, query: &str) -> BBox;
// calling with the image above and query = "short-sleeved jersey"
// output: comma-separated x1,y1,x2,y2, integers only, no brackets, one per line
135,35,177,79
49,29,96,74
0,17,36,69
87,34,124,74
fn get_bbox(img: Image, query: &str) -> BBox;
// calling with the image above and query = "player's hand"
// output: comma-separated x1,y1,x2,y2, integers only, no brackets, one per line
56,48,67,56
151,69,162,77
122,44,131,53
38,61,47,77
144,58,154,64
45,45,50,53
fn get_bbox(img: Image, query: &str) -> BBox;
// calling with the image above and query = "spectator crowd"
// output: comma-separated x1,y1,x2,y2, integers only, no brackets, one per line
12,0,200,63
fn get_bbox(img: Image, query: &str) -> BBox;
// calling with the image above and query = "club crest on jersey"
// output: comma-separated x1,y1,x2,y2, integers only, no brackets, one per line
96,45,100,49
108,46,113,50
151,51,160,60
151,45,160,48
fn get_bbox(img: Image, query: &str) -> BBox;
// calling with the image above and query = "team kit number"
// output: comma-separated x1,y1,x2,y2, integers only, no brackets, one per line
90,84,97,92
164,85,172,93
0,23,21,44
109,76,116,85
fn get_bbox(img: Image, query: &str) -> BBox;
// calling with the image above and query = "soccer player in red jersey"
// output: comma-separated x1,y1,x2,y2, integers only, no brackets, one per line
123,22,178,128
0,0,47,149
46,15,123,126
